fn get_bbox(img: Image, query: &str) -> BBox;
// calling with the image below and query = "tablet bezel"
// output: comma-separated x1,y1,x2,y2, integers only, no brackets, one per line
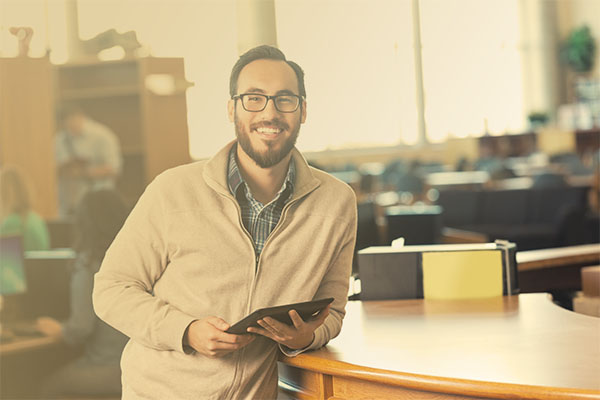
226,297,334,335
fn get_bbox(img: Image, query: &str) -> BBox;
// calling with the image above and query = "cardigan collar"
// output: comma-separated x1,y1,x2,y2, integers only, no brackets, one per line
202,140,320,202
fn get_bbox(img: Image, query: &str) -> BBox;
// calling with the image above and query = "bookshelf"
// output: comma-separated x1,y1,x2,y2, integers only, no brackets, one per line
0,57,58,218
54,57,192,205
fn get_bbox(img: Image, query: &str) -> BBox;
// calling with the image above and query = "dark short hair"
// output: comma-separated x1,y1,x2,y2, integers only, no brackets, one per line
229,45,306,98
74,189,130,263
56,104,84,123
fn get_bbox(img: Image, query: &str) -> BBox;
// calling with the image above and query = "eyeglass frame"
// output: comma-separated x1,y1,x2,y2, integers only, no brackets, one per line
231,93,304,113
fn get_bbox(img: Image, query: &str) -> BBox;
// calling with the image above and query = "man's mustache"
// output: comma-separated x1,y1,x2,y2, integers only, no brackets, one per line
250,120,289,131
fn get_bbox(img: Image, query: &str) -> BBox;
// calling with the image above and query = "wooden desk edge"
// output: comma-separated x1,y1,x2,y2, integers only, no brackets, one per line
279,353,600,400
0,335,62,356
517,244,600,272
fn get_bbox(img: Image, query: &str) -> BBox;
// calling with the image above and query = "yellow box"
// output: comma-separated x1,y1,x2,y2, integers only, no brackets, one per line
422,251,503,300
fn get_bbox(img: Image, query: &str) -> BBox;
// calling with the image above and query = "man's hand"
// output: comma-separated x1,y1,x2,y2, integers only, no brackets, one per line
247,305,330,350
36,317,63,338
184,316,255,358
59,159,88,178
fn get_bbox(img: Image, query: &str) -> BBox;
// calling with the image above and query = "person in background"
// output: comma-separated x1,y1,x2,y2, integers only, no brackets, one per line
584,151,600,244
55,105,122,217
0,166,50,251
36,189,130,398
588,150,600,215
396,160,425,202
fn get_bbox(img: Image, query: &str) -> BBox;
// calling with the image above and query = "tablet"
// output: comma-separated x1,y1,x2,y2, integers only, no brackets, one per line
226,297,334,335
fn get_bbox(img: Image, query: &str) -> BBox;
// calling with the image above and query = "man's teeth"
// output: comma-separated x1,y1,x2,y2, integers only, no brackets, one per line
256,127,281,134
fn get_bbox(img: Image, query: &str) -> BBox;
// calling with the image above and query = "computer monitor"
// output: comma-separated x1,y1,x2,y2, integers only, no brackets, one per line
0,236,27,295
21,250,74,320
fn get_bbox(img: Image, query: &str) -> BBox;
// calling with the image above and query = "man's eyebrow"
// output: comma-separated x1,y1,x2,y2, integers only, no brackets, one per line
243,87,266,94
275,89,297,96
242,88,298,96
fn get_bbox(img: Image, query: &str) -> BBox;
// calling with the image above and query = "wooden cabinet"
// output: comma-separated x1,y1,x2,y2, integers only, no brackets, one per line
0,57,58,218
55,57,192,205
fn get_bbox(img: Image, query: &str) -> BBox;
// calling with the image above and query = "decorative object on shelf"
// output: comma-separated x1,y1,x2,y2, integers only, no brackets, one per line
561,25,596,74
81,28,142,58
527,111,549,130
9,27,33,57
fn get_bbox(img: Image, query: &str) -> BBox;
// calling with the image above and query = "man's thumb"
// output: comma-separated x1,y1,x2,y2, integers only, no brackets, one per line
207,316,230,331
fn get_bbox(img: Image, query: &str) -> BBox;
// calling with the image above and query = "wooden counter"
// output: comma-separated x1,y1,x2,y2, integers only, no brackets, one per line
517,243,600,272
279,294,600,400
517,244,600,293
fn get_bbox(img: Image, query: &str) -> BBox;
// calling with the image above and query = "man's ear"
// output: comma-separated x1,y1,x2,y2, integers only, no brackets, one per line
300,100,307,124
227,99,235,122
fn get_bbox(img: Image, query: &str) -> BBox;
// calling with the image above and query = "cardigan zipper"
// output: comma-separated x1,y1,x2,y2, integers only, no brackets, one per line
215,192,255,400
216,187,314,399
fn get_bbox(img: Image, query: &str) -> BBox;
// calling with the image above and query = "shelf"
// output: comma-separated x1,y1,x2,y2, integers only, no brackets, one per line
59,85,140,100
55,57,139,68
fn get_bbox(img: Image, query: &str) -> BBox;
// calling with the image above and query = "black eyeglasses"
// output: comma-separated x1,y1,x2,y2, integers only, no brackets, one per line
232,93,303,113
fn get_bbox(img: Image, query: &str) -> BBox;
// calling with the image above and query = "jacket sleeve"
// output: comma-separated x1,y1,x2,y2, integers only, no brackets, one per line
92,175,196,353
281,186,357,356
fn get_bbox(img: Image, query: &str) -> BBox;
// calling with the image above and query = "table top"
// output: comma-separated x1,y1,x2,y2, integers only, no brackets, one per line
282,293,600,399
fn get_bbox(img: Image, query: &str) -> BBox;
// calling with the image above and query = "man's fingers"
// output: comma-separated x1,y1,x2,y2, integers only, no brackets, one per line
206,316,230,331
262,317,296,337
289,310,305,329
212,329,253,345
203,317,255,345
316,305,330,323
247,326,277,341
258,319,283,337
208,335,254,351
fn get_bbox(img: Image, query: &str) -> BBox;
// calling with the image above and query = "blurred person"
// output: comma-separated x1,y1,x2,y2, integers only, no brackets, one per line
588,150,600,214
396,160,425,201
55,105,122,217
531,171,568,189
473,140,503,173
36,189,129,398
455,156,472,172
93,45,357,399
484,164,517,189
583,151,600,244
0,166,50,250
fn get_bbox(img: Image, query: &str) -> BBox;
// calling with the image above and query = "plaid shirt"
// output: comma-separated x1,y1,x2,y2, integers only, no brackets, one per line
228,145,295,259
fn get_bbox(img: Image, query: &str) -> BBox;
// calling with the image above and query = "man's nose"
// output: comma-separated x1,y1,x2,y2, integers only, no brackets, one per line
260,97,281,117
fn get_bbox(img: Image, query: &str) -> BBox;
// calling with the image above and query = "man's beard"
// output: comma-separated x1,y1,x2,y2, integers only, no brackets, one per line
235,114,300,169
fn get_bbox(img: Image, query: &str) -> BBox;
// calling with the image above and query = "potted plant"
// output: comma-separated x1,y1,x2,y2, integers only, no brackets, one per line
561,25,596,74
560,25,599,128
527,111,549,130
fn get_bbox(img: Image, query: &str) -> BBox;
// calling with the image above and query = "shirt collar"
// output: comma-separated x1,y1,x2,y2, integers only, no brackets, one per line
227,143,295,199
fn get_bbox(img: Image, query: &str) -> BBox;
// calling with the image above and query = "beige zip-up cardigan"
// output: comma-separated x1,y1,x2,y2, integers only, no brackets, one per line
93,141,357,399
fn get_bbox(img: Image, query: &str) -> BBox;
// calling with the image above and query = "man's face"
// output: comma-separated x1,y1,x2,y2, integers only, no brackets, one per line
228,59,307,169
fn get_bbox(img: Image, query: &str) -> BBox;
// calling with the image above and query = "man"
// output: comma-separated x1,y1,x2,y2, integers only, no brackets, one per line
55,106,122,216
93,45,357,399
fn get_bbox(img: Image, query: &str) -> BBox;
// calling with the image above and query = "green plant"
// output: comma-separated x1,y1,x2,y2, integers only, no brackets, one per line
527,111,549,125
561,25,597,73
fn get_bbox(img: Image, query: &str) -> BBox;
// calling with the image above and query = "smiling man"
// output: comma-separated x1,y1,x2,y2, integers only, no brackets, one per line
93,45,357,399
